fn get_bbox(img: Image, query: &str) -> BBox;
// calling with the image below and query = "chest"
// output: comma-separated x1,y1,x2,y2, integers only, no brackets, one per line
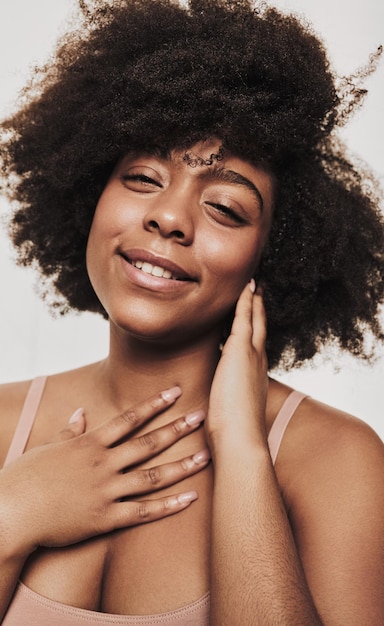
21,467,213,615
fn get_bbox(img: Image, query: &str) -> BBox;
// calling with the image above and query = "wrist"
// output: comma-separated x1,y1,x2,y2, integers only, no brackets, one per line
209,431,271,467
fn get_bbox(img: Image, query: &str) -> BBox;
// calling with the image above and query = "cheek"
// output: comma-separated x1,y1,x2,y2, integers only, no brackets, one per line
86,191,138,262
201,232,261,287
85,196,118,292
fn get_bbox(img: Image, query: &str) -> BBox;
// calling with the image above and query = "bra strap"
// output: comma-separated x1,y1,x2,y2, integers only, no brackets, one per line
4,376,47,467
268,390,307,465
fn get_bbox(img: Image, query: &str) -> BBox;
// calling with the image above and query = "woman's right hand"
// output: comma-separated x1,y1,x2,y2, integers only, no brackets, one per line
0,387,208,559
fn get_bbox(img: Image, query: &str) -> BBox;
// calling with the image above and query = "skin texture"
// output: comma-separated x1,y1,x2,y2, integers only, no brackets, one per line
2,0,384,369
86,143,274,345
0,140,383,625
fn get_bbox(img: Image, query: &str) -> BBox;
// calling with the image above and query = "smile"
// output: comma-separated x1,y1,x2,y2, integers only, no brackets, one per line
130,260,175,280
119,248,195,282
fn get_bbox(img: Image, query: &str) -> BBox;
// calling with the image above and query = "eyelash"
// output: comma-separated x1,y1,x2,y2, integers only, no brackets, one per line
121,173,247,225
122,173,162,187
205,202,246,224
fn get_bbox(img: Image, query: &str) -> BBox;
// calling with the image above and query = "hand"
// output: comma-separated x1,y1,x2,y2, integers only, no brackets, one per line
206,280,268,455
0,388,209,558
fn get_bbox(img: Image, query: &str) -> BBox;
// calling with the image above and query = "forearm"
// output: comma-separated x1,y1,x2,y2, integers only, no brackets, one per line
0,492,33,623
210,442,322,626
0,552,27,620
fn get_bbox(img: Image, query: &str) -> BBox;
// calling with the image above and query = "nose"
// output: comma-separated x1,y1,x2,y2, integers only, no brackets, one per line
143,193,194,245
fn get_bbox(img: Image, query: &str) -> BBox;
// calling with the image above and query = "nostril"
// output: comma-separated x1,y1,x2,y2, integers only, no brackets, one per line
147,219,185,240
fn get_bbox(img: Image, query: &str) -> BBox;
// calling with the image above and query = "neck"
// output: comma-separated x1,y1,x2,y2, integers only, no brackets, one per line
93,323,222,421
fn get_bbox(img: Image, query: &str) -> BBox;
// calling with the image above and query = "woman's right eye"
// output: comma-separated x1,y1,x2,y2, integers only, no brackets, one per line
121,173,162,190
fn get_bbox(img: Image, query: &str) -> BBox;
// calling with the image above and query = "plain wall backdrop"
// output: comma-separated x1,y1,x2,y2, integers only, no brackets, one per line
0,0,383,438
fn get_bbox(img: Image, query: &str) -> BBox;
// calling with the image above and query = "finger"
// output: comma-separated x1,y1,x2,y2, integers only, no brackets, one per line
99,387,182,447
51,408,86,442
112,410,206,467
110,491,199,529
251,286,267,352
114,448,211,498
227,280,255,341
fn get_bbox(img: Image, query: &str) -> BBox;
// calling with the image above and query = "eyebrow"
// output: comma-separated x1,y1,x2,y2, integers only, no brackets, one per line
123,150,265,210
198,165,264,211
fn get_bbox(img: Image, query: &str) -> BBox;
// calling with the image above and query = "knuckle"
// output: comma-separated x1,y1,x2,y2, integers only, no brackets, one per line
162,497,174,512
149,397,163,411
139,432,158,451
180,458,193,472
149,466,162,485
137,501,149,519
91,456,103,468
146,466,161,486
120,409,140,428
170,420,184,436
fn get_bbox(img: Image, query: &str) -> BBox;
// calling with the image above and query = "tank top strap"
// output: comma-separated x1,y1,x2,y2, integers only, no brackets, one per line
4,376,47,467
268,390,307,465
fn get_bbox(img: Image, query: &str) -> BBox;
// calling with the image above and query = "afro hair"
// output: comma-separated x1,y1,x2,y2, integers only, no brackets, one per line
1,0,383,369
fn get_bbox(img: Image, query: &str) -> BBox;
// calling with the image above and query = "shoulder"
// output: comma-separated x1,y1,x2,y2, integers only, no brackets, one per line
278,393,384,578
0,363,100,467
0,379,33,467
283,394,383,472
277,393,384,503
275,394,384,621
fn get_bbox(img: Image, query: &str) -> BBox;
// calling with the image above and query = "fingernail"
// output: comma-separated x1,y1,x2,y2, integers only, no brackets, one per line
249,278,256,293
193,449,211,464
161,386,182,402
185,409,205,426
68,408,84,424
177,491,198,505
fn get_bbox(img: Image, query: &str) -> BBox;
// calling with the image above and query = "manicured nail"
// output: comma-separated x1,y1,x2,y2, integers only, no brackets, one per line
193,449,211,464
161,386,182,402
177,491,198,505
185,409,205,426
249,278,256,293
68,408,84,424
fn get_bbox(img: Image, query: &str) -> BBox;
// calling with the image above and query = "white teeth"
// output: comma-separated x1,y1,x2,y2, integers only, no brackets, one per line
151,265,165,277
141,262,153,274
132,260,174,280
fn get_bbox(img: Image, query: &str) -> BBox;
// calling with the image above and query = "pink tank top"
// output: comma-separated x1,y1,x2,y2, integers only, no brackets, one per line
2,377,306,625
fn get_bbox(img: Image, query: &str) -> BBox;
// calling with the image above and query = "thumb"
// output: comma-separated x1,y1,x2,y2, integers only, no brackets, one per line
53,408,86,442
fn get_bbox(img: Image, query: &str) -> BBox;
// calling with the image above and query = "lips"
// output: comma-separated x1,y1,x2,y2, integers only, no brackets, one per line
118,248,195,282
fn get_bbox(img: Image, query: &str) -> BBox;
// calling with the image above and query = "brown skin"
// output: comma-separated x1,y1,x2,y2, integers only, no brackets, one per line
0,140,383,623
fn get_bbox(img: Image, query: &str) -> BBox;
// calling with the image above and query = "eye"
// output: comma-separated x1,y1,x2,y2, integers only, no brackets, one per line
205,202,247,225
120,170,163,191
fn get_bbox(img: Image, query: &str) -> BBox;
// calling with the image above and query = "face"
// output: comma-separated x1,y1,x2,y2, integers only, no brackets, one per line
86,139,274,345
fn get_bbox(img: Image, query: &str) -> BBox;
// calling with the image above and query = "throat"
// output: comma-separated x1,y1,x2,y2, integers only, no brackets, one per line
94,340,219,420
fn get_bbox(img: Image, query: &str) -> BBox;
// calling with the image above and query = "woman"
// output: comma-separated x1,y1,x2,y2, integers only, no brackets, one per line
0,0,383,624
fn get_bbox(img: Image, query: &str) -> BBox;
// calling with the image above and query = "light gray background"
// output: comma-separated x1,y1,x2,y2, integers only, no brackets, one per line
0,0,383,438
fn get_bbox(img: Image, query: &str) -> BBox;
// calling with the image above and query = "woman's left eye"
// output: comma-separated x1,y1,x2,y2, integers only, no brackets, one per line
205,202,246,225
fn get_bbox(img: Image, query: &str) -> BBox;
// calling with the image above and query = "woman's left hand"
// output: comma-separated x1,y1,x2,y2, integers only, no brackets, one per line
206,279,269,456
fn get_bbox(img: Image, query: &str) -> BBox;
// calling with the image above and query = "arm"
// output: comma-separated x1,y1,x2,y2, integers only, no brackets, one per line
207,283,384,625
207,282,321,625
210,443,322,624
0,389,209,619
288,404,384,625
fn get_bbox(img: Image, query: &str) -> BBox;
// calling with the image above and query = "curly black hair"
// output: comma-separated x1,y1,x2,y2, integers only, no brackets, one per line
1,0,383,369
